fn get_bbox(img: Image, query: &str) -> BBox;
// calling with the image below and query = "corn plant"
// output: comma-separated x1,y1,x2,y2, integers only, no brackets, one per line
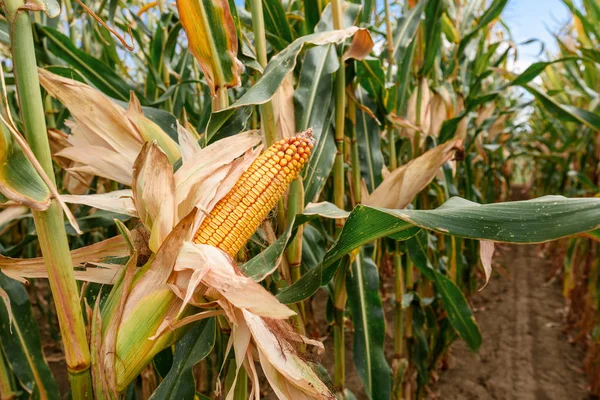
1,0,600,399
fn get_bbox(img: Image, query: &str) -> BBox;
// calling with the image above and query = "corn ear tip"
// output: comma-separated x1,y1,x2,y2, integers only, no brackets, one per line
298,128,315,146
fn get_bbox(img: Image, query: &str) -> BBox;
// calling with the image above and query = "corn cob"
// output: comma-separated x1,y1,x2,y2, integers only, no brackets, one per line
194,130,314,256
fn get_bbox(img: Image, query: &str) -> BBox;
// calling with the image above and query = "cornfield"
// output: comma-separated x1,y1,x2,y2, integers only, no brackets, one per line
0,0,599,398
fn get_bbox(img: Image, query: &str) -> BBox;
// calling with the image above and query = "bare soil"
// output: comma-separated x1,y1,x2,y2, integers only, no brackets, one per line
431,244,590,400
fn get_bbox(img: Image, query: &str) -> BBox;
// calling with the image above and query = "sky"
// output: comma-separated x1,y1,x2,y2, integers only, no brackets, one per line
502,0,573,71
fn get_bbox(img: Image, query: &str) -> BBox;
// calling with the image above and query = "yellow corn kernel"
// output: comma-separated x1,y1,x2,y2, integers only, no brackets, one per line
194,130,314,256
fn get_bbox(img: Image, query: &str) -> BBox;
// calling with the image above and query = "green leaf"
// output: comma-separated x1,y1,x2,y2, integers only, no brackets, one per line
522,83,600,131
37,25,141,104
355,89,384,192
262,0,294,50
327,196,600,268
392,1,427,61
346,250,392,399
150,318,216,400
421,0,444,76
278,195,600,303
0,123,50,211
509,58,579,87
580,47,600,64
458,0,508,54
206,26,372,140
242,222,295,281
295,44,338,204
407,231,482,352
0,273,59,399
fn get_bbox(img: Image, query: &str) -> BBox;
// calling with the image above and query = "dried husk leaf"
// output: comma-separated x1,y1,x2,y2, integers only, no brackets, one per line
170,242,295,319
174,131,261,220
455,95,468,140
243,310,333,400
47,129,94,194
475,103,496,127
364,139,464,209
39,70,179,185
39,69,143,160
126,95,181,163
488,114,508,141
177,123,201,163
132,142,176,252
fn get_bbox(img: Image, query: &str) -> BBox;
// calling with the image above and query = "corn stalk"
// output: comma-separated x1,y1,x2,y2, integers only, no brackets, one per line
2,0,92,395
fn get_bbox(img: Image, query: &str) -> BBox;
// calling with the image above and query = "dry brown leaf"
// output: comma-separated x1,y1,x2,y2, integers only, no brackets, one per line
0,234,132,283
62,190,137,216
342,28,375,61
243,310,334,399
405,78,431,140
364,139,464,209
132,142,176,252
174,131,261,221
479,240,495,291
429,93,448,138
170,242,295,319
0,205,28,229
272,73,296,139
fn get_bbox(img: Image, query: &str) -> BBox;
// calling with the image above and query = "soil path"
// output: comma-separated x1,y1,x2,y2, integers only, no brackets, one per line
431,244,589,400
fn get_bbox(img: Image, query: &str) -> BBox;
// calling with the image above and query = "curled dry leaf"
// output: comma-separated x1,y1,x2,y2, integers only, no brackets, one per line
47,129,94,195
0,234,132,283
364,139,464,209
272,73,296,139
341,27,375,61
479,240,495,291
243,310,334,400
174,130,262,221
0,205,28,229
132,142,176,252
170,242,295,320
430,92,449,138
177,123,201,163
62,190,137,217
39,69,178,185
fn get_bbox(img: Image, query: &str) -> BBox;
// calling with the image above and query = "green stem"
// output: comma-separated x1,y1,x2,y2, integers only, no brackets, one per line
3,0,92,395
413,78,423,158
331,0,347,395
392,248,405,400
63,0,77,39
250,0,277,147
333,264,347,394
348,99,361,205
393,249,404,358
250,0,283,233
331,0,345,213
